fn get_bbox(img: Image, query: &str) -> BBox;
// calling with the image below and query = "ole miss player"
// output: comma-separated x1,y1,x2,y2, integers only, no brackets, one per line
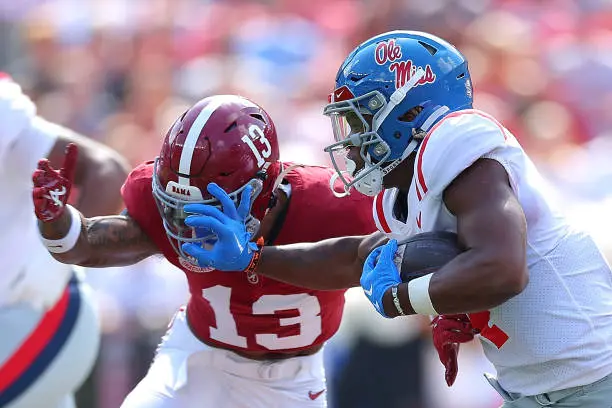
182,31,612,407
0,73,129,408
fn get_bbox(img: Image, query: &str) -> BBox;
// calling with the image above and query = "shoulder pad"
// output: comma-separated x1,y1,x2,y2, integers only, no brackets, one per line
415,109,508,198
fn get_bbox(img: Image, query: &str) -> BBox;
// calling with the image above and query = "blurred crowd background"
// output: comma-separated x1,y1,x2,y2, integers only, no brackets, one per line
2,0,612,407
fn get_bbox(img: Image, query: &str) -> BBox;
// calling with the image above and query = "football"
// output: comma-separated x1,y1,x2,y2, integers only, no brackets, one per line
395,231,464,282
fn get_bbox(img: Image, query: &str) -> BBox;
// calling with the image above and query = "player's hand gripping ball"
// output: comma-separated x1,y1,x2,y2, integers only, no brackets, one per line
360,239,402,318
360,231,465,317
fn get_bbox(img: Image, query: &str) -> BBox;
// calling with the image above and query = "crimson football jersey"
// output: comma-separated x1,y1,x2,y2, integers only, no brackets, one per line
122,162,376,353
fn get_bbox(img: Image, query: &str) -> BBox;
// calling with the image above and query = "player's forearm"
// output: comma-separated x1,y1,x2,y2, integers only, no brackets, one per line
382,249,528,317
430,249,527,313
39,211,157,267
257,236,366,290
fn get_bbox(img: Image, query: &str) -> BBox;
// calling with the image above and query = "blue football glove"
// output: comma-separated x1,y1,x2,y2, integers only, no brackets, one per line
360,239,401,318
181,182,258,271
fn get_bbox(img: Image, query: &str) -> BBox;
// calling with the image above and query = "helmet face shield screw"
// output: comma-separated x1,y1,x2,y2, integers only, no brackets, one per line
374,143,388,156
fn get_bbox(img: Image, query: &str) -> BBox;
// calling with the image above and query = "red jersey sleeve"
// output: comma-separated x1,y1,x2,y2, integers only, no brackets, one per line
120,161,171,252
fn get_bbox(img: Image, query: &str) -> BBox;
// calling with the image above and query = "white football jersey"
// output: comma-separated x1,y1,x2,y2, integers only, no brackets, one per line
373,109,612,395
0,77,72,309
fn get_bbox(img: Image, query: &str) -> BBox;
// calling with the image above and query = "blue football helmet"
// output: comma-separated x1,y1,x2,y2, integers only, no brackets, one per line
324,31,473,197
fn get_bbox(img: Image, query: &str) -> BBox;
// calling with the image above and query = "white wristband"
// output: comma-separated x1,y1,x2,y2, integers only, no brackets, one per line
407,274,439,316
39,205,82,253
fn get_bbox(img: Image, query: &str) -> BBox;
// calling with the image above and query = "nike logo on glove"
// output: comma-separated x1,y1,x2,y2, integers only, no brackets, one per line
308,389,325,400
363,285,373,296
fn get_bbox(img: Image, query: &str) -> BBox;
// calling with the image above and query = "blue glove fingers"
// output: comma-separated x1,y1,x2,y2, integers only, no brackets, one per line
360,239,401,319
181,243,215,267
380,239,399,268
236,185,253,220
384,239,398,255
184,203,230,224
184,215,236,242
364,245,385,270
207,183,239,220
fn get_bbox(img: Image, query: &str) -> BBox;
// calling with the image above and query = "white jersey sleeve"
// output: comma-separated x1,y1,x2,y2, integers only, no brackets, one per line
7,117,61,180
0,77,57,179
0,78,37,164
416,110,509,198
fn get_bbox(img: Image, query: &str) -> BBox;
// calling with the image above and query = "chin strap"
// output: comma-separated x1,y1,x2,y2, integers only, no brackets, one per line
377,104,451,177
418,104,450,132
373,68,426,133
330,171,352,198
264,162,305,211
271,163,304,191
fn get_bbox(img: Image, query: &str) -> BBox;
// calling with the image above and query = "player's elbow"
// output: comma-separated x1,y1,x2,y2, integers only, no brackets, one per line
485,252,529,300
51,250,110,268
500,261,529,299
50,251,89,267
79,151,130,213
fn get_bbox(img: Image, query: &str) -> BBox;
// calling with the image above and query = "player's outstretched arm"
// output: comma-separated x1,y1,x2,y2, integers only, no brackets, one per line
182,182,387,290
254,231,387,289
41,211,158,268
33,144,158,267
382,158,528,317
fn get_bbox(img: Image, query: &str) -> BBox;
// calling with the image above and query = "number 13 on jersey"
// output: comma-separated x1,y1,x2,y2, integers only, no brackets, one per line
202,286,323,350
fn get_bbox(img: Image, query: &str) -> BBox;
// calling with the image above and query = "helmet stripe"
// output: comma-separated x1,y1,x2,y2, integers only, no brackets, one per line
178,98,225,185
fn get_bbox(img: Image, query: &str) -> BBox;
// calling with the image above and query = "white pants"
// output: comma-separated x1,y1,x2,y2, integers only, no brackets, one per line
487,372,612,408
0,275,100,408
121,308,328,408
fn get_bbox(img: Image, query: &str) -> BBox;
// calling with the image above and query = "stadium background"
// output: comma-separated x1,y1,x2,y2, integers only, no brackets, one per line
2,0,612,406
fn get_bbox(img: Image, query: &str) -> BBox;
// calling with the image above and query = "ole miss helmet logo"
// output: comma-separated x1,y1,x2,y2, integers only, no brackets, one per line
375,39,436,89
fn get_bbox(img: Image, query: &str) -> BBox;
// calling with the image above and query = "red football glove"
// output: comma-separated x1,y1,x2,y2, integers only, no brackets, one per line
32,143,78,222
431,314,478,387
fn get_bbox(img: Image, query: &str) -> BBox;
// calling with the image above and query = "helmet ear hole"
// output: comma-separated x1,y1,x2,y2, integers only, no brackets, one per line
399,106,424,122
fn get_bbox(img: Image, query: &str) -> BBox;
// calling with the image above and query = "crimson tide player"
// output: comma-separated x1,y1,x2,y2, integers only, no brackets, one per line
33,95,379,408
